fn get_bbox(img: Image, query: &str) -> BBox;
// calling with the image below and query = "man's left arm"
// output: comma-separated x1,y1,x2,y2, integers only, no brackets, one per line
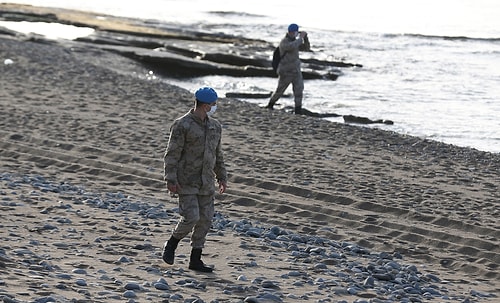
214,137,228,194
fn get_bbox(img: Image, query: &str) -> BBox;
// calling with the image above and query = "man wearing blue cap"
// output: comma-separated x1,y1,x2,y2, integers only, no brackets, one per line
162,87,228,272
265,23,309,114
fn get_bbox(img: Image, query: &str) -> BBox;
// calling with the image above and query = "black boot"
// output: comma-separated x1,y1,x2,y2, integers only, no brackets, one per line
188,248,213,272
264,100,275,109
162,236,180,265
294,106,302,115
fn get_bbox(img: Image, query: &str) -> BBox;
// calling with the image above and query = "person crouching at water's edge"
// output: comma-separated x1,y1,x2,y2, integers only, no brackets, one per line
265,23,310,114
162,86,228,273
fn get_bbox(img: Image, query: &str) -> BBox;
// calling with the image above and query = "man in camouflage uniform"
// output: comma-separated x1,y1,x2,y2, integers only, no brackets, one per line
162,87,228,272
265,23,309,114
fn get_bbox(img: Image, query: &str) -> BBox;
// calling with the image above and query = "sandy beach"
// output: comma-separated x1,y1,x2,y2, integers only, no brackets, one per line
0,6,499,302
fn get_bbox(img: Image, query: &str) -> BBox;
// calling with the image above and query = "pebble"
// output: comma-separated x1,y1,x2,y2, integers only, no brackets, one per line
363,276,375,287
123,290,137,298
124,282,142,290
244,297,259,303
261,280,280,289
117,256,132,263
72,268,87,275
0,173,495,303
154,281,170,290
55,273,72,280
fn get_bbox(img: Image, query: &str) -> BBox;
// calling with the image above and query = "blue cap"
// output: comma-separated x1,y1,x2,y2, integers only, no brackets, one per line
195,87,218,103
288,23,299,32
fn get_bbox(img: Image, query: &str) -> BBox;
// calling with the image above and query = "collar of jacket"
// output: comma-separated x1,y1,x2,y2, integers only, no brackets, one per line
189,108,211,125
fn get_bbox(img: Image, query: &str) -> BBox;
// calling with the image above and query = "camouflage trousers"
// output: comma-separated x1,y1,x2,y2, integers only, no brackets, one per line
269,70,304,108
172,194,215,248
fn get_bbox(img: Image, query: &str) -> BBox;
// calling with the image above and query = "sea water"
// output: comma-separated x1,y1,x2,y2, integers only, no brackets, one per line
4,0,500,153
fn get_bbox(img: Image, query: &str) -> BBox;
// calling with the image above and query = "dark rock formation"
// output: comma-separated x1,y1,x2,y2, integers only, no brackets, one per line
343,114,394,125
0,3,359,80
225,92,273,99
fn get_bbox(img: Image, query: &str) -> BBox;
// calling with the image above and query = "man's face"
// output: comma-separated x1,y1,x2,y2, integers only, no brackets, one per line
205,102,216,110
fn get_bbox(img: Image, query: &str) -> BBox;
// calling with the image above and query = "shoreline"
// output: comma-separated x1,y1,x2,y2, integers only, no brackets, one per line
1,5,499,302
1,3,498,154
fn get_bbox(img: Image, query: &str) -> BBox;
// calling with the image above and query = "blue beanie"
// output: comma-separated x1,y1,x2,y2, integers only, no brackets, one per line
195,87,218,103
288,23,299,32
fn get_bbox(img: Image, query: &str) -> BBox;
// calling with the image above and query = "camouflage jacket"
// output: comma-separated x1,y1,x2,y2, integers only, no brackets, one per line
164,109,227,195
277,34,305,75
